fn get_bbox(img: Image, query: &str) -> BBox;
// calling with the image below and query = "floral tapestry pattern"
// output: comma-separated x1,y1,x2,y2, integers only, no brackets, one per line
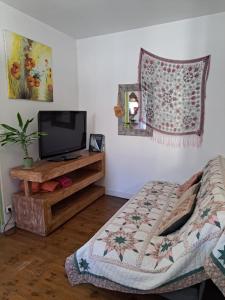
138,48,210,146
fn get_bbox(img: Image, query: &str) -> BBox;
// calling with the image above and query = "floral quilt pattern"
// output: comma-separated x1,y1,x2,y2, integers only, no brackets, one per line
65,156,225,296
89,181,178,269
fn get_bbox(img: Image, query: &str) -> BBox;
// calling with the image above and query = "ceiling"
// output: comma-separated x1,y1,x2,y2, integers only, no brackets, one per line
1,0,225,39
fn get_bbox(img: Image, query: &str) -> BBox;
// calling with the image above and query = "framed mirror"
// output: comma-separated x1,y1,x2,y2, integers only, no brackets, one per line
117,83,152,136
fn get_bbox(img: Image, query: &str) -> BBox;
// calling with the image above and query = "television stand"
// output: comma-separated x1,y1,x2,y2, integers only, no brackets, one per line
47,154,81,162
10,151,105,236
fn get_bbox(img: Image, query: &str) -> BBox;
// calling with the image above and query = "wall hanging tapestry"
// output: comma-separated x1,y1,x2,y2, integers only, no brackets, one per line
4,31,53,102
117,83,152,137
138,48,210,147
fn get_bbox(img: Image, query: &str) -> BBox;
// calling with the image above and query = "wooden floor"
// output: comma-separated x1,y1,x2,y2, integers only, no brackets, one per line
0,195,224,300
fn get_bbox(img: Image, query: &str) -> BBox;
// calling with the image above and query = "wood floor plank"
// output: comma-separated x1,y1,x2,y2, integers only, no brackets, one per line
0,195,217,299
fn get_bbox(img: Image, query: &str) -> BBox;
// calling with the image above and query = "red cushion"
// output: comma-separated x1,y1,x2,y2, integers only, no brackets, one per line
41,181,59,192
57,176,72,188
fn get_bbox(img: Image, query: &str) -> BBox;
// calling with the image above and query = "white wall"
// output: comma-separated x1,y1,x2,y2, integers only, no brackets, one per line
0,1,78,229
77,12,225,198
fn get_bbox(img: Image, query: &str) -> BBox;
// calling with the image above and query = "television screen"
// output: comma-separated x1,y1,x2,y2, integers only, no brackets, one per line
38,111,87,159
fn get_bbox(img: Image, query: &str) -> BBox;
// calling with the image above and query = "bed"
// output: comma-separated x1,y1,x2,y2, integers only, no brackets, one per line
65,155,225,298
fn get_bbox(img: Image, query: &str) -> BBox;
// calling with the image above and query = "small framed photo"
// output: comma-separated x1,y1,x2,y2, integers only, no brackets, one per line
89,134,105,152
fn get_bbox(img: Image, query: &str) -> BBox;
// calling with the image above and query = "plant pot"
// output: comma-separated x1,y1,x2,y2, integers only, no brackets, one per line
23,157,33,169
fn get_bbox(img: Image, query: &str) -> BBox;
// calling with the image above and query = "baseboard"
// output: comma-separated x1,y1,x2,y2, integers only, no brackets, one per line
0,219,15,233
0,224,4,233
106,189,133,200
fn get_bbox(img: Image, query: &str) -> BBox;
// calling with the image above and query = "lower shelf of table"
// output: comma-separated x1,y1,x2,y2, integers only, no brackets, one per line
13,184,105,236
49,185,105,233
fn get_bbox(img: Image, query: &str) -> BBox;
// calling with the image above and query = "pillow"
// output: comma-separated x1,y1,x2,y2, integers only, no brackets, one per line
41,181,59,192
57,176,72,188
176,182,200,206
176,171,203,198
159,183,200,236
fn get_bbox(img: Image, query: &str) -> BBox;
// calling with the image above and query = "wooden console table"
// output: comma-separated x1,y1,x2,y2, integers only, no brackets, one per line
10,151,105,236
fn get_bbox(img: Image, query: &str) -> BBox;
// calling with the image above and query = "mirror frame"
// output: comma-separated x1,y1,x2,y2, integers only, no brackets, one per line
117,83,152,137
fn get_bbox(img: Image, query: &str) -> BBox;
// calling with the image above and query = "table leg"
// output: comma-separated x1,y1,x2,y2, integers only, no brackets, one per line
24,180,31,197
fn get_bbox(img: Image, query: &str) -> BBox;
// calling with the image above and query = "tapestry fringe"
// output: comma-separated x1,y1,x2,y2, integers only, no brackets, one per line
152,131,203,148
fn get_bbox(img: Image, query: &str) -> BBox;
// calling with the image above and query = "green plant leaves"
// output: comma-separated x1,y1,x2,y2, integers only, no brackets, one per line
38,132,48,136
17,113,23,129
23,118,34,133
0,123,18,133
0,113,47,158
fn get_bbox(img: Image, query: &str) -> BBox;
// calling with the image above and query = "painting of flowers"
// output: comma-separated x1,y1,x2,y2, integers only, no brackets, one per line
4,31,53,101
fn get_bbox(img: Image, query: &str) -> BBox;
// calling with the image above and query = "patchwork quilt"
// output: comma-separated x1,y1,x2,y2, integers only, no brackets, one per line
65,156,225,296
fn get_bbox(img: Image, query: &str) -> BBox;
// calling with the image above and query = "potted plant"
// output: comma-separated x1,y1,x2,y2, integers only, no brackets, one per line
0,113,47,169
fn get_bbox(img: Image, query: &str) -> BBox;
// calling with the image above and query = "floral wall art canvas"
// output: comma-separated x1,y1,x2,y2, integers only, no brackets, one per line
4,31,53,101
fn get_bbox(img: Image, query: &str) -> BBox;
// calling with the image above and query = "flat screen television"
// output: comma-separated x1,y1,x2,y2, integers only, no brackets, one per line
38,111,87,160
